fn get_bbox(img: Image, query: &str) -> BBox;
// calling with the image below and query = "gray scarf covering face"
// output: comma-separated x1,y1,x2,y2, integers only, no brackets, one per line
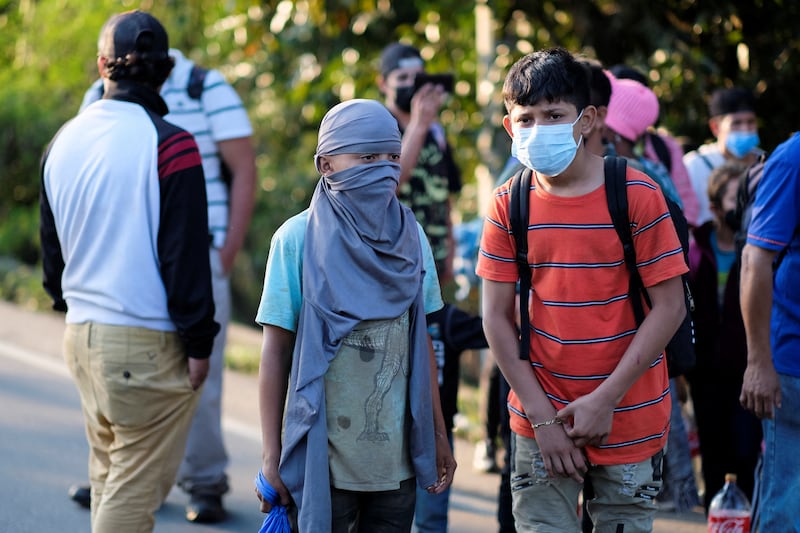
279,99,438,532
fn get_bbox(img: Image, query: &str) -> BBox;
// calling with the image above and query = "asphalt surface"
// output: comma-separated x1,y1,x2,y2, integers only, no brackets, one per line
0,300,707,532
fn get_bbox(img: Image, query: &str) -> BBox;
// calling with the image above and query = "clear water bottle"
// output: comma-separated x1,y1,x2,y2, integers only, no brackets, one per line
708,473,751,533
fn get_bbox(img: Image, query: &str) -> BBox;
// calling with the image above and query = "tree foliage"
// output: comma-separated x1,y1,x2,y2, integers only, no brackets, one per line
2,0,799,318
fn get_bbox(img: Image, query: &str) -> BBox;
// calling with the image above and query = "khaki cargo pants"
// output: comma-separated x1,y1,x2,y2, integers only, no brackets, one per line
64,322,200,533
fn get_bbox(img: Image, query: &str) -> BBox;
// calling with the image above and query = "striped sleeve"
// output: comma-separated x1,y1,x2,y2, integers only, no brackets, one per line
476,179,519,283
156,125,218,359
626,175,689,288
201,69,253,142
747,139,800,251
158,131,203,178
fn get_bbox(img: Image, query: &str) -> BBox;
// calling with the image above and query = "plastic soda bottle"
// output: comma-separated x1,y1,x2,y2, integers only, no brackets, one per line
708,473,751,533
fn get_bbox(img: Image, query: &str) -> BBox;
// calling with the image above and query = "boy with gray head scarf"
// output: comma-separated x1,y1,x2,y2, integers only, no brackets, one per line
255,99,456,532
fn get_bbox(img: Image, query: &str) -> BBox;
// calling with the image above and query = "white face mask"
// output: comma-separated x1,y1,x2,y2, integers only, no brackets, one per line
511,111,583,176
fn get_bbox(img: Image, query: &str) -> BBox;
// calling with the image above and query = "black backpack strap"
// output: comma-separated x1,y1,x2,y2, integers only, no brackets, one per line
735,152,768,219
509,167,533,360
698,153,716,172
648,132,672,173
187,65,209,100
604,156,648,326
186,64,235,188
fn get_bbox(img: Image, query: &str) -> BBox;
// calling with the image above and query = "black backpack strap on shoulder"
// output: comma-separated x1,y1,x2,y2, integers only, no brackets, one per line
736,151,768,219
698,153,715,172
186,64,235,188
509,167,533,360
604,156,647,326
187,65,209,100
648,132,672,173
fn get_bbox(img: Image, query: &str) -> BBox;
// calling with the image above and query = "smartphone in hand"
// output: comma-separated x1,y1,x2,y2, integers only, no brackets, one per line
413,73,455,93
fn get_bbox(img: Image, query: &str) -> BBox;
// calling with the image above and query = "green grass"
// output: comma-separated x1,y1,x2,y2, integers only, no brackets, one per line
453,381,484,443
0,259,51,311
224,342,261,374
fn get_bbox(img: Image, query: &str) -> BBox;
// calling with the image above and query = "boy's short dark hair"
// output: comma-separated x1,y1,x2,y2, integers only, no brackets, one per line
708,87,756,118
580,58,611,108
503,48,590,113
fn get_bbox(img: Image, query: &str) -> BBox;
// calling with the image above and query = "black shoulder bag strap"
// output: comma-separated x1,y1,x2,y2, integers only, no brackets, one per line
698,153,716,172
509,167,533,360
648,132,672,173
604,156,649,326
187,64,234,187
187,65,209,100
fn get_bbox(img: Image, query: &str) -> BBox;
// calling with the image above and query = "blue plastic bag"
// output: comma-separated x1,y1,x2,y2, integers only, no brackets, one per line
255,470,291,533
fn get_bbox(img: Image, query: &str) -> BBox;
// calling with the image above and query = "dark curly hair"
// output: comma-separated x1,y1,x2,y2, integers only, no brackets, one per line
103,51,174,87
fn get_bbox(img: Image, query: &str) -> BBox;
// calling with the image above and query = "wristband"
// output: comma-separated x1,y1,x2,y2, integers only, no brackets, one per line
531,417,562,429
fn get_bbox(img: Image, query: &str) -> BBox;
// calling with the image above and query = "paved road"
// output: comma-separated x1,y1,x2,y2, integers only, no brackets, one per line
0,301,707,532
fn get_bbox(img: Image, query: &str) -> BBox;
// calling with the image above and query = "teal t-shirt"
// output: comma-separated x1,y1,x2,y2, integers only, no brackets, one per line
710,231,736,306
255,208,444,331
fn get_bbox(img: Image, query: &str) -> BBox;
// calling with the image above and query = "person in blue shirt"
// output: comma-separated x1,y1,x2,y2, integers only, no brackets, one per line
740,131,800,531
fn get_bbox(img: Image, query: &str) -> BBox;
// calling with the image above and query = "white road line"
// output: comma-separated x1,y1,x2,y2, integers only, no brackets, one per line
0,339,260,443
0,340,69,377
222,417,261,443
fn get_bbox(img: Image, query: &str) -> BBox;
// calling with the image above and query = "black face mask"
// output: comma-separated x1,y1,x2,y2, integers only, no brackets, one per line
724,209,741,231
394,85,415,113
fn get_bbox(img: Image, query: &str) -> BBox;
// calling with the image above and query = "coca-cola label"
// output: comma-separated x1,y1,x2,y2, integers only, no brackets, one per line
708,511,750,533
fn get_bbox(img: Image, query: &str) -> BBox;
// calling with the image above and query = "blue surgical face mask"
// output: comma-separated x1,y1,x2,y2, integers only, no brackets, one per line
511,111,583,176
725,130,760,159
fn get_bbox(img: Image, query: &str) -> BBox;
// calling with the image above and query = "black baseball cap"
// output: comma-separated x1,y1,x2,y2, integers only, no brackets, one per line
380,43,424,77
98,10,169,61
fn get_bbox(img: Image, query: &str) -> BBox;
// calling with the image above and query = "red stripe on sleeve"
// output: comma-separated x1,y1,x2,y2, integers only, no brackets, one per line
159,132,198,162
160,151,202,178
158,132,202,179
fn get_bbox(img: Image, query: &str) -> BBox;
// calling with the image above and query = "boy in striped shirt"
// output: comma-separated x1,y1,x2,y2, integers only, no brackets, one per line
476,48,687,532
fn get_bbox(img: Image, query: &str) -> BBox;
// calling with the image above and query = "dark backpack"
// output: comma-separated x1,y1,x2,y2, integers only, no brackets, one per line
186,64,208,99
509,156,696,378
96,64,208,100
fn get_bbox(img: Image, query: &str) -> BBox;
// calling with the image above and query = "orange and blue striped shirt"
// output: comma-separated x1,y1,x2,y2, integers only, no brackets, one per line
476,166,688,465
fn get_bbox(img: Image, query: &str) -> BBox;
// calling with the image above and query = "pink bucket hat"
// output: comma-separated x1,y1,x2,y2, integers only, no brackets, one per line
604,71,659,142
